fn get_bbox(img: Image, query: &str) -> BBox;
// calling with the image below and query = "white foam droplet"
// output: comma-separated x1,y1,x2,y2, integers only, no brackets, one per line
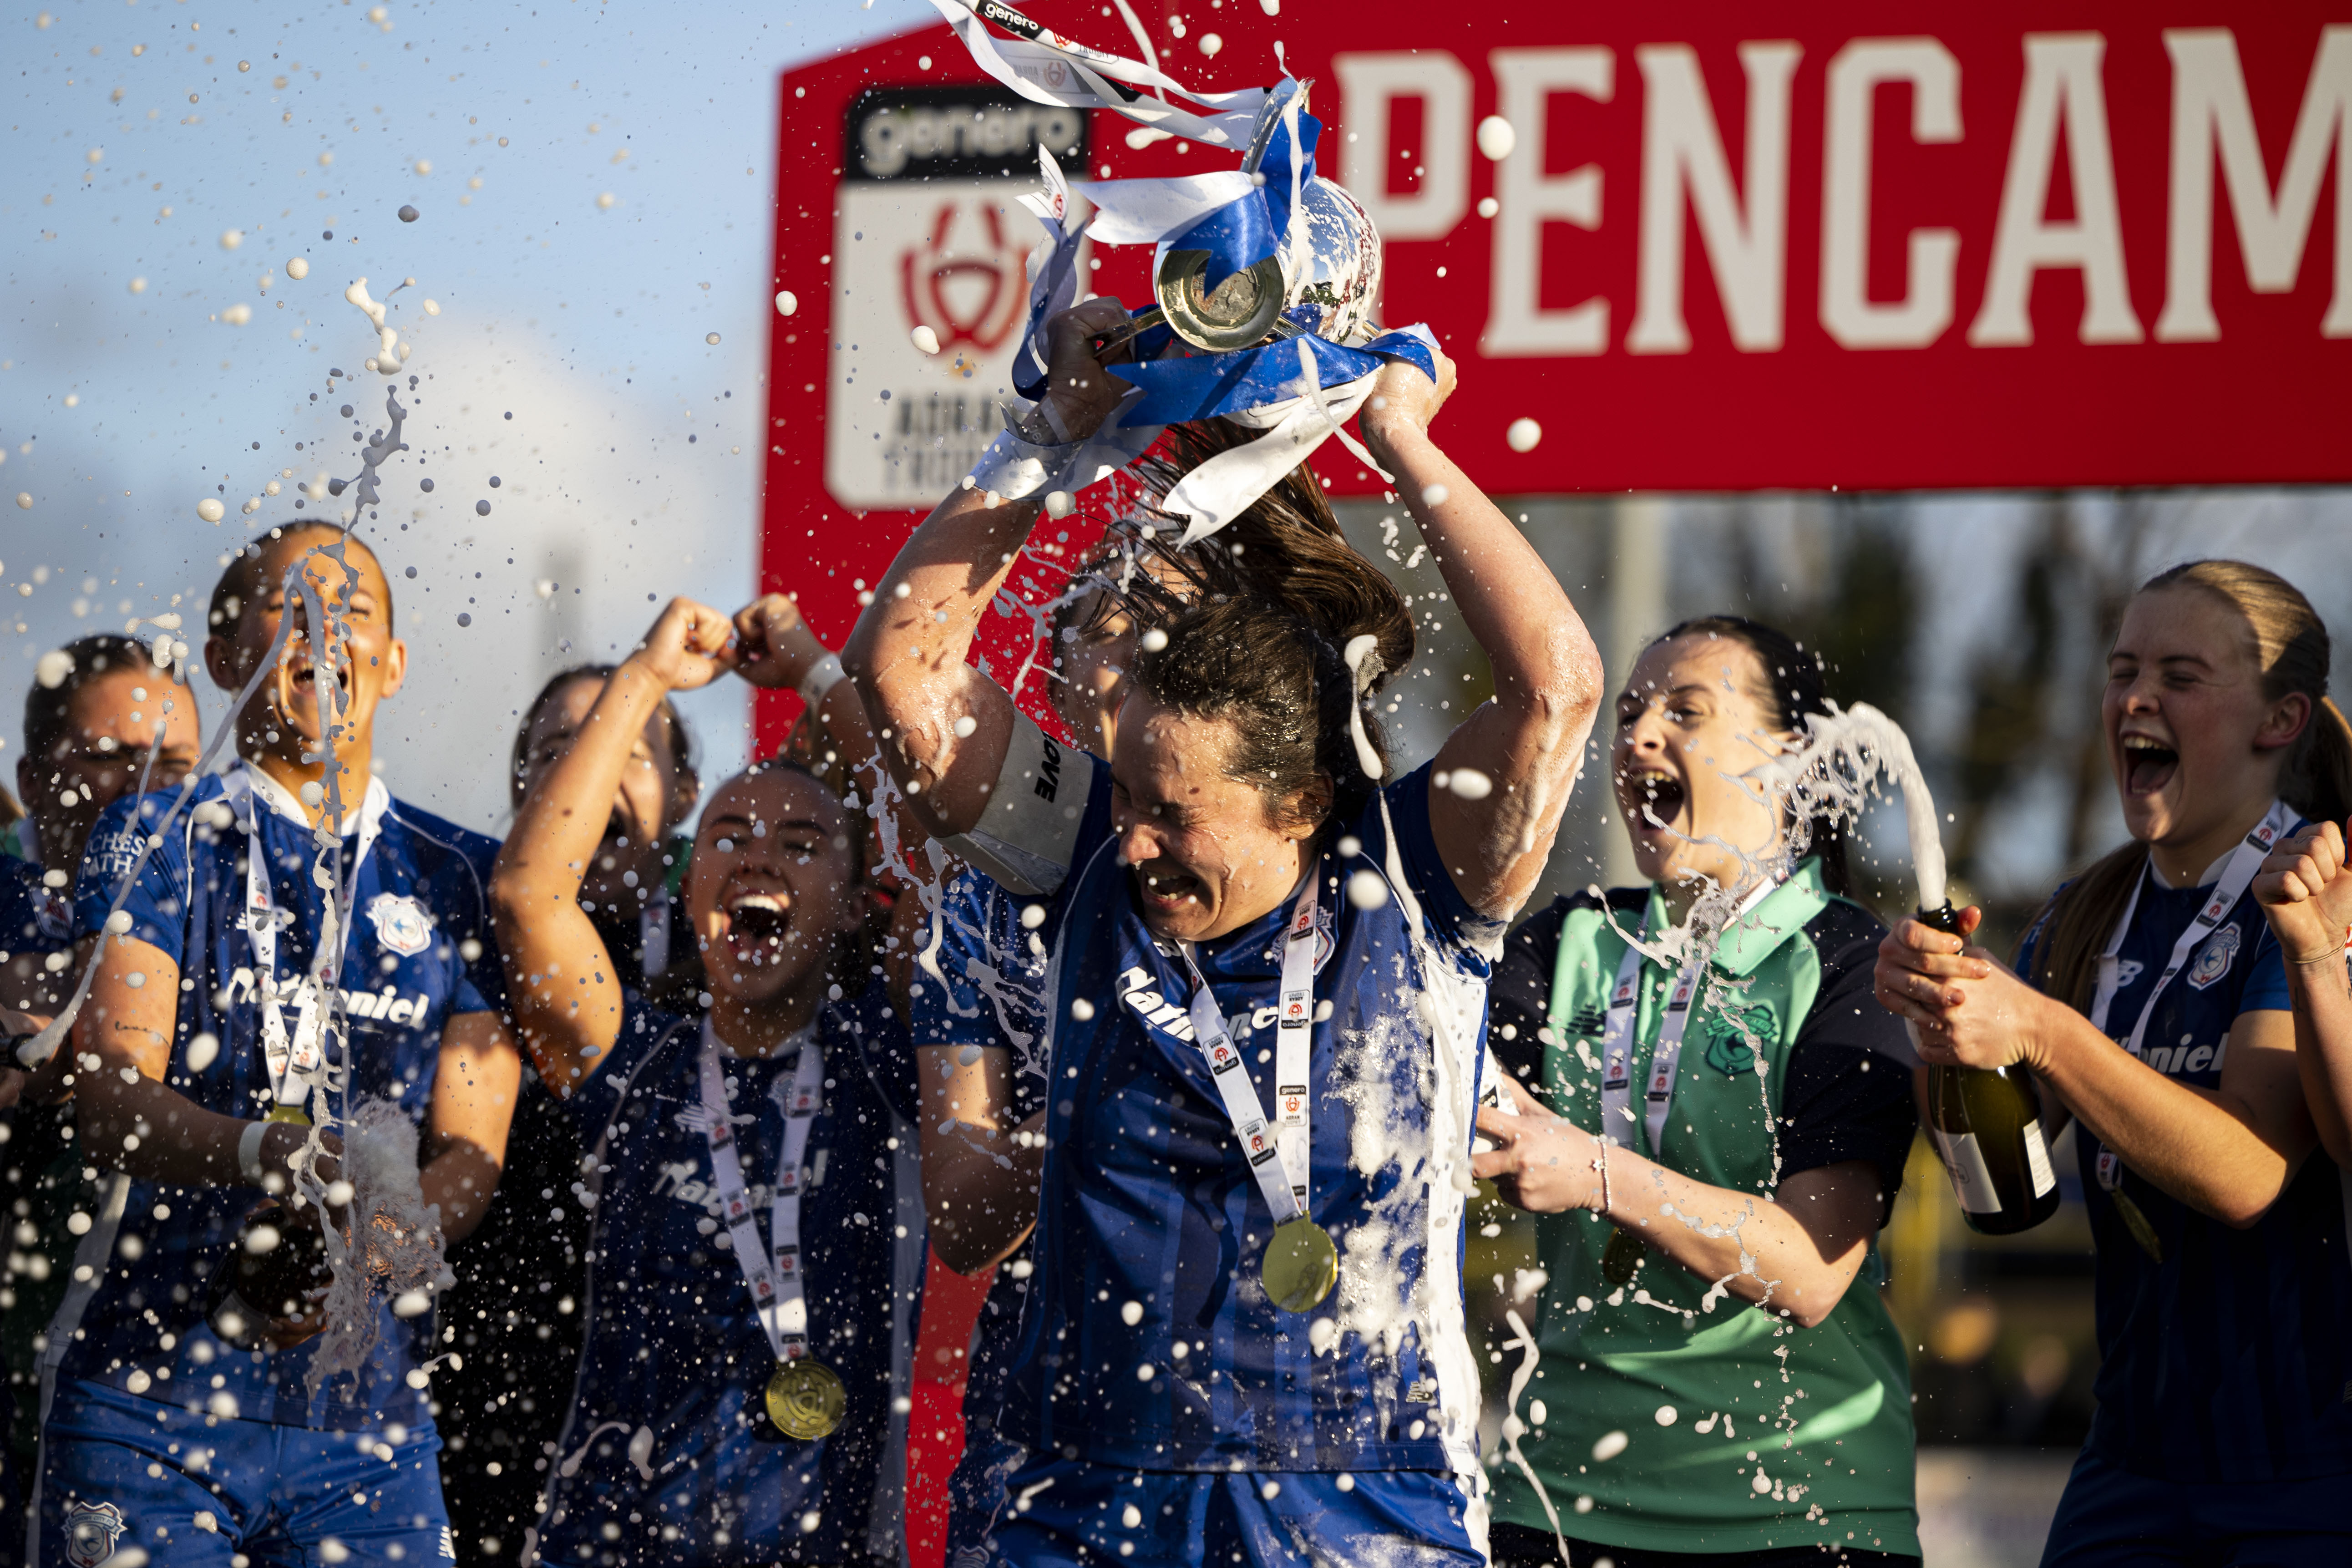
705,332,721,345
1592,1429,1629,1461
1420,483,1450,507
12,494,29,510
35,649,74,689
775,290,798,317
128,276,147,294
953,715,978,738
1198,31,1222,55
391,1289,431,1319
1345,869,1388,911
1135,1362,1155,1380
1044,490,1074,519
1478,196,1500,219
286,257,309,280
1308,1316,1337,1353
219,228,244,250
185,1032,219,1072
627,1425,656,1477
1530,1399,1549,1426
1120,1300,1144,1326
196,497,225,523
1477,116,1517,162
596,192,617,209
910,324,941,355
1070,998,1095,1020
1654,1404,1678,1426
1020,903,1047,930
1447,767,1493,801
222,303,253,326
1139,627,1169,653
244,1224,283,1255
1506,417,1542,453
325,1179,355,1208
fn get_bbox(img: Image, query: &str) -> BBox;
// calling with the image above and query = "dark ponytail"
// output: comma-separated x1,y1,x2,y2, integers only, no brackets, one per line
2033,558,2349,1010
1646,615,1855,897
1120,421,1415,832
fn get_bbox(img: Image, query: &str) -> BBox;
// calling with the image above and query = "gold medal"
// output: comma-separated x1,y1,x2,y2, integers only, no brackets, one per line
2111,1189,2164,1263
1600,1227,1644,1286
264,1105,311,1126
1261,1218,1338,1314
765,1357,846,1440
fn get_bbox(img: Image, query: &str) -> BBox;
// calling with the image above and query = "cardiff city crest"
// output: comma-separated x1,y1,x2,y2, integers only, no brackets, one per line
63,1498,128,1568
367,892,435,958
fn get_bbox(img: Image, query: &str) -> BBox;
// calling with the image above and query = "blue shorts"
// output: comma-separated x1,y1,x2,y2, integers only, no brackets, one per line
36,1378,453,1567
2042,1448,2352,1568
977,1456,1483,1568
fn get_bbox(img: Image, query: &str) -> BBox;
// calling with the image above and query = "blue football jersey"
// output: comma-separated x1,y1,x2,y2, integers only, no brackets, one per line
912,868,1049,1449
2021,856,2352,1482
59,764,504,1430
536,984,923,1567
1000,758,1501,1477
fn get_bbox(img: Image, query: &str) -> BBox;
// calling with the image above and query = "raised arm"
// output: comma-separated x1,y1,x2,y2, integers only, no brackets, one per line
2253,821,2352,1163
842,298,1135,841
1358,359,1603,919
423,1009,522,1243
492,599,735,1095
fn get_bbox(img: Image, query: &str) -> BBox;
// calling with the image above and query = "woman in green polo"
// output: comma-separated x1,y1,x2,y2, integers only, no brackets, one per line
1473,615,1921,1568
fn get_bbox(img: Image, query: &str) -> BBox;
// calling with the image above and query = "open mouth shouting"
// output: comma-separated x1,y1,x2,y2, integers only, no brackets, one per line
278,641,354,721
1618,766,1688,834
2120,732,2180,797
717,889,796,969
1132,858,1204,919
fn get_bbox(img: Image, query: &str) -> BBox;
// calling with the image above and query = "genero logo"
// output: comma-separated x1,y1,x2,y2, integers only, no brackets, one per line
823,87,1093,509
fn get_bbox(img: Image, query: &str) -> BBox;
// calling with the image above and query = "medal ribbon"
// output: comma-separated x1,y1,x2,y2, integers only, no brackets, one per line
698,1021,825,1364
1597,880,1779,1156
1170,880,1321,1227
226,765,387,1114
2085,798,2293,1194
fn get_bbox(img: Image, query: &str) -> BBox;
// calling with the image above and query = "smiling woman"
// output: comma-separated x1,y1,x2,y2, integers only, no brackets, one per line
488,593,923,1568
1876,559,2352,1564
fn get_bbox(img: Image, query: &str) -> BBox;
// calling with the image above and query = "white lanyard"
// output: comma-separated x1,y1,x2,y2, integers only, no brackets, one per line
697,1020,825,1365
227,766,386,1112
2085,797,2293,1190
1173,880,1321,1227
1599,879,1779,1156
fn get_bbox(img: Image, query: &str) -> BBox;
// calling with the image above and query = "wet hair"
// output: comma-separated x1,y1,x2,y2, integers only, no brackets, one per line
2030,559,2352,1010
1644,615,1854,897
1121,421,1415,833
207,524,393,639
24,634,161,764
510,664,697,809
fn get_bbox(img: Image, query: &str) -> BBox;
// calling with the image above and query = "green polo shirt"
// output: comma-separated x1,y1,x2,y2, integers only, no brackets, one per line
1486,859,1921,1558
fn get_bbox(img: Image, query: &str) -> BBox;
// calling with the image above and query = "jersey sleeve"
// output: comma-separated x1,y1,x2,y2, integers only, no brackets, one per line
72,790,193,967
1775,902,1920,1216
1490,897,1570,1088
1375,760,1510,959
913,873,1050,1121
2235,914,2291,1015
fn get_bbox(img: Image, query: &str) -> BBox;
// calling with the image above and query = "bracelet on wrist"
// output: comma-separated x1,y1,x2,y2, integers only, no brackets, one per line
796,652,846,711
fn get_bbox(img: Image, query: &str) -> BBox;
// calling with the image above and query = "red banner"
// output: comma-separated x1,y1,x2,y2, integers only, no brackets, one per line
759,1,2352,715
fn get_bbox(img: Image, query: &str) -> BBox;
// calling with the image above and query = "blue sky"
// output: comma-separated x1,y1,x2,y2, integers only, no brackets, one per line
0,0,931,832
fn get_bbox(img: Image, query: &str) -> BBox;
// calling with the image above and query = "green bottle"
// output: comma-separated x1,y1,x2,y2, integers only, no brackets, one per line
1916,903,2061,1235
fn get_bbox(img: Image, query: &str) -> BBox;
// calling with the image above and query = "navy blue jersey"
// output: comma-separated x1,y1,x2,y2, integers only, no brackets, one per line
2021,858,2352,1482
913,868,1050,1450
537,985,922,1567
1,846,75,1011
60,766,504,1430
1002,759,1502,1476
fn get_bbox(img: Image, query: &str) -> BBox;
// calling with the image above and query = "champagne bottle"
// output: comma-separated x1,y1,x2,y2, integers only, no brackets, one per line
208,1199,333,1350
1914,903,2060,1236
